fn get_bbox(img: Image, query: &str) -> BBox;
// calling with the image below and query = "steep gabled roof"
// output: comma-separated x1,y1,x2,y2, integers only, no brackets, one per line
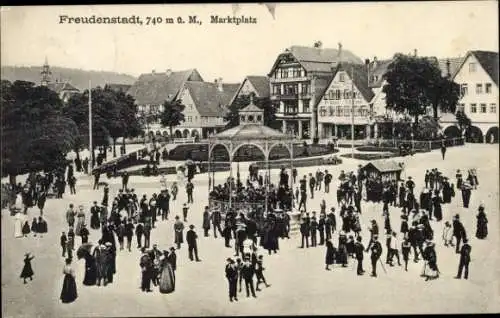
47,81,79,94
312,75,334,108
368,59,393,88
269,45,363,76
453,50,499,86
437,57,464,78
246,76,270,97
325,62,374,103
127,69,203,105
184,81,239,117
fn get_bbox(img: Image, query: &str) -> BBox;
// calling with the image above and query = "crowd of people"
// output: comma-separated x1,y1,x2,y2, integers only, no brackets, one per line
3,143,491,308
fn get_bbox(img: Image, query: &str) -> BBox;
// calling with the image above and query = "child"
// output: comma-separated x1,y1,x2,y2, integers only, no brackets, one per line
401,238,411,271
442,221,453,247
255,255,271,291
22,220,31,237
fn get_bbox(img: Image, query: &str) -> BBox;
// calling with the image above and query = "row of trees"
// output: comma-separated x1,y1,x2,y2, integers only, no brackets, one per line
1,80,143,183
383,53,470,138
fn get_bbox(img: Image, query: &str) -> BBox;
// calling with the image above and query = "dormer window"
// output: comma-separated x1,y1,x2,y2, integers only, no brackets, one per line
248,115,254,122
240,115,245,123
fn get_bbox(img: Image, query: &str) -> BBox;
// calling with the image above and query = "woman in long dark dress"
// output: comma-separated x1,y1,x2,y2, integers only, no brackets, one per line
83,252,97,286
159,250,176,293
20,253,35,283
325,240,335,270
22,220,31,237
60,258,78,303
432,191,443,222
31,218,38,237
476,205,488,239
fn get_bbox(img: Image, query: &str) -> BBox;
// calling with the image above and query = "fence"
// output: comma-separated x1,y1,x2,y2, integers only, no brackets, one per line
366,137,465,152
173,137,196,144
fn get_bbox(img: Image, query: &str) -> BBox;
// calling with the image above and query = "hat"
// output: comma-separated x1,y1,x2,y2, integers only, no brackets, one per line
170,247,176,251
189,224,195,229
371,219,376,223
454,214,460,219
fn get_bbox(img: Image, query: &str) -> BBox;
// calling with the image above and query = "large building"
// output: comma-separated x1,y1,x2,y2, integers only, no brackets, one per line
229,75,270,105
267,42,364,140
441,50,499,143
175,79,239,139
317,62,375,139
127,69,204,136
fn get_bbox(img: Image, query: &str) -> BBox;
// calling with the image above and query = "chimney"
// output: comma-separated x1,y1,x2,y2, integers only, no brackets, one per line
217,77,223,92
166,69,172,76
338,42,343,64
446,59,451,78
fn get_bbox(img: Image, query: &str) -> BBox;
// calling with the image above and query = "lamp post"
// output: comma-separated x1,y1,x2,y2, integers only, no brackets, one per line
350,65,355,159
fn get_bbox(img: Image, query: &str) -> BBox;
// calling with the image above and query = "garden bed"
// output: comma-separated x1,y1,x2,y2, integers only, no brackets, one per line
340,153,398,161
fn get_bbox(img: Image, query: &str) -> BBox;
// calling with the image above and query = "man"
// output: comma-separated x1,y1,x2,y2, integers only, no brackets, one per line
159,190,170,221
406,177,415,195
68,175,77,195
401,237,411,271
60,231,67,257
225,258,238,302
455,238,471,279
186,225,201,261
300,218,310,248
211,208,223,238
66,204,76,228
298,189,307,212
122,171,129,190
324,170,332,193
370,235,383,277
452,214,467,254
182,203,189,222
93,171,101,190
80,224,90,244
316,169,324,191
135,222,144,249
139,247,153,292
292,168,297,184
354,236,365,275
309,173,316,199
186,181,194,204
241,257,257,298
125,219,134,252
318,213,326,245
143,220,152,249
310,216,318,247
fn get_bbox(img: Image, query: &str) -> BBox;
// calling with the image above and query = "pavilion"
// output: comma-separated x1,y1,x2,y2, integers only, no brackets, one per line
207,95,296,213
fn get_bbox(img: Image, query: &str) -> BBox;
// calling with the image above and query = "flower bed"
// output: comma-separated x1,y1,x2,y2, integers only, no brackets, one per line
340,153,397,161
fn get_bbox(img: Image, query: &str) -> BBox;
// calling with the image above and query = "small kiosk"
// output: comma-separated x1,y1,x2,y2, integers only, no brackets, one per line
361,159,404,182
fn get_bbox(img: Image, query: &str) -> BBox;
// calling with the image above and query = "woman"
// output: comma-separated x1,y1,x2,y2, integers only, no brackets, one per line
476,204,488,239
320,199,326,214
22,219,31,237
75,206,86,236
422,240,439,281
90,205,101,230
60,258,78,303
14,212,24,238
31,218,39,237
83,250,97,286
431,190,443,222
159,250,176,294
20,253,35,284
325,239,335,270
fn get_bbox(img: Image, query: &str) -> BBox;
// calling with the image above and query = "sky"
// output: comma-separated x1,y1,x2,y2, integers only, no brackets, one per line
1,2,498,83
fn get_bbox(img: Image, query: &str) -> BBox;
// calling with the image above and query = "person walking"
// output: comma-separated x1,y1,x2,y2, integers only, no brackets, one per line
202,207,211,237
452,214,467,254
370,235,382,277
440,140,446,160
225,258,238,302
125,219,134,252
60,258,78,303
299,218,310,248
455,238,471,280
475,204,488,239
255,255,271,291
211,208,223,238
354,236,365,275
174,216,184,250
20,253,35,284
66,204,76,228
186,225,201,262
186,181,194,204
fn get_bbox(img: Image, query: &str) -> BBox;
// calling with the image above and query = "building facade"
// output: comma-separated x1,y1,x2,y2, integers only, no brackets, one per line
317,63,376,139
441,50,499,143
268,43,363,140
40,58,80,103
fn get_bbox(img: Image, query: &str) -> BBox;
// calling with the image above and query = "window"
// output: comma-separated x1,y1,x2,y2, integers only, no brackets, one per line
335,89,341,100
336,107,343,117
187,116,192,122
490,103,497,113
480,103,487,113
272,85,281,95
486,83,492,93
476,84,483,94
303,102,310,113
240,115,245,122
328,106,334,116
339,73,345,82
319,107,327,117
457,103,465,113
257,115,262,122
470,103,477,113
301,83,309,94
460,84,468,96
469,63,477,72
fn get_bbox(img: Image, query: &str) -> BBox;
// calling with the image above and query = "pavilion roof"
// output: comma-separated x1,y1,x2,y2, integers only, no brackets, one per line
209,124,293,141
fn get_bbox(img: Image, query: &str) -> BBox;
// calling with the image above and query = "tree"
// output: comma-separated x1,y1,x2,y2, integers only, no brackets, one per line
430,76,461,120
160,99,186,136
383,53,440,130
1,80,79,184
225,93,279,129
415,115,441,140
455,110,472,137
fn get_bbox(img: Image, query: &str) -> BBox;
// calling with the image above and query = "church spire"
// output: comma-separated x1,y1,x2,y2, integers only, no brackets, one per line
41,56,51,86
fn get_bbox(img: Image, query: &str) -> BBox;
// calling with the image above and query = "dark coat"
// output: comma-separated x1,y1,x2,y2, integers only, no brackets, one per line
186,229,197,246
325,241,335,265
476,210,488,239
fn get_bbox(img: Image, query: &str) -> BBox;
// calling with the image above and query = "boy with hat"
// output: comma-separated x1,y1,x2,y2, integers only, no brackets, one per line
186,225,200,262
225,258,238,302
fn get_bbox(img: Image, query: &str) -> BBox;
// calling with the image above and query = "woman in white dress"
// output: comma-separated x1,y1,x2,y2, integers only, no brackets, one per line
75,206,86,236
14,212,24,238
